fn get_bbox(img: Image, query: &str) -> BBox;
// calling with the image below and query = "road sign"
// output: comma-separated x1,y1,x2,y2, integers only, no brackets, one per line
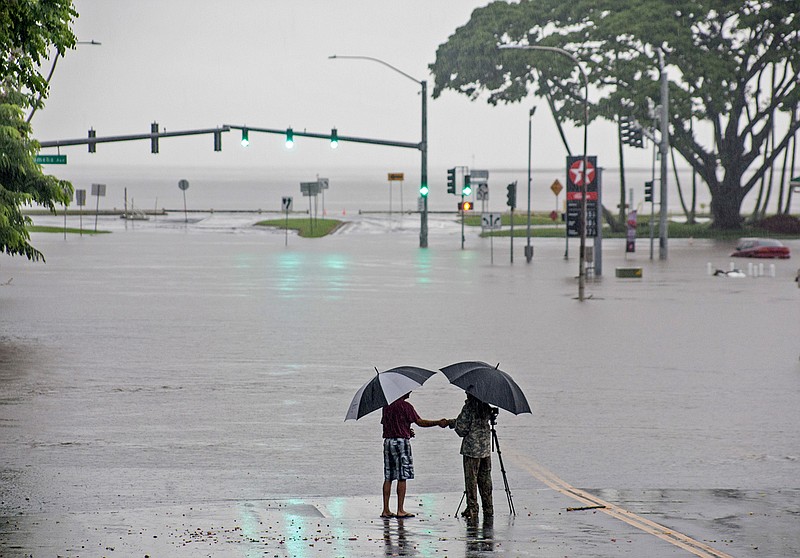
318,178,329,190
76,189,86,206
178,179,190,191
470,169,489,183
481,213,502,230
91,183,106,196
387,173,404,181
565,155,599,238
34,154,67,165
550,179,563,196
300,181,320,196
567,157,596,188
282,196,293,211
476,183,489,201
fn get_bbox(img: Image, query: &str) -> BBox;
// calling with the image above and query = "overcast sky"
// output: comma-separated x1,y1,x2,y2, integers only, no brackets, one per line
32,0,657,179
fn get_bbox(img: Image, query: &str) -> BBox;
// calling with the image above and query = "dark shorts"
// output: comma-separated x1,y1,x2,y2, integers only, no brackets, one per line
383,438,414,481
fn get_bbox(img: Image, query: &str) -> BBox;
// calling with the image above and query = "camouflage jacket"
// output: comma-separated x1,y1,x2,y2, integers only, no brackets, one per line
450,402,491,458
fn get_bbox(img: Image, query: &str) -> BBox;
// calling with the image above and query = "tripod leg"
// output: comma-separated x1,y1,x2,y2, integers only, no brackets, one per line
491,425,515,515
455,490,466,517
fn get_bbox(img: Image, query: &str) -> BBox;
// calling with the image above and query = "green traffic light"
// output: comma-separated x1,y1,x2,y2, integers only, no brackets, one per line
330,128,339,149
285,128,294,149
241,129,249,147
420,184,429,197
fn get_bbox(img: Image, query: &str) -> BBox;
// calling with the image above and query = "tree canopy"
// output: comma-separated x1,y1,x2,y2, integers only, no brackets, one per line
429,0,800,228
1,1,76,260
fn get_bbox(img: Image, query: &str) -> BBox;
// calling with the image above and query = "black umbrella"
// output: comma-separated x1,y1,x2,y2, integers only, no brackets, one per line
439,361,531,415
345,366,437,421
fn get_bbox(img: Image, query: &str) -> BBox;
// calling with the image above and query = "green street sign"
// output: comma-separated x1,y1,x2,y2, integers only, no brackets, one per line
35,154,67,164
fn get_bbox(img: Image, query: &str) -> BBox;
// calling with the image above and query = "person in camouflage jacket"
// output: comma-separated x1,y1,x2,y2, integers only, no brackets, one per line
448,393,494,519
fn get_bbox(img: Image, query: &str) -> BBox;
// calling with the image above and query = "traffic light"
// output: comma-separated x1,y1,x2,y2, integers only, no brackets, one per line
462,175,472,196
330,128,339,149
241,128,249,147
506,182,517,209
419,182,429,197
458,201,474,211
285,128,294,149
644,180,653,202
620,116,644,148
447,168,456,194
151,122,159,154
214,130,222,151
88,128,96,153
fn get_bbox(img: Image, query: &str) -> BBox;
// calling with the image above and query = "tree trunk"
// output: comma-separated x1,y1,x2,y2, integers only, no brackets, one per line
710,186,746,229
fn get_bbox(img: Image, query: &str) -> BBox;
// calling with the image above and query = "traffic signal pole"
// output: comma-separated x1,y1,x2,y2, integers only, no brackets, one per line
658,49,670,260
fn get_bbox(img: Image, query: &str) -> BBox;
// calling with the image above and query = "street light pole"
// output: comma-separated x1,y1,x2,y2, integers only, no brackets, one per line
499,44,590,300
525,106,537,263
329,55,428,248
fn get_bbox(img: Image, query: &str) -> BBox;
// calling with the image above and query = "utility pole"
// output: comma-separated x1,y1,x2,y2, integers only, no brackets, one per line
658,48,669,260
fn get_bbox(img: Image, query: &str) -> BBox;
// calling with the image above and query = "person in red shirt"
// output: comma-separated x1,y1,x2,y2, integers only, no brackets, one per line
381,393,447,518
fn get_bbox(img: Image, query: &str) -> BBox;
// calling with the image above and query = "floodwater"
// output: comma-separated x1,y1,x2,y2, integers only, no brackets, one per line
1,212,799,555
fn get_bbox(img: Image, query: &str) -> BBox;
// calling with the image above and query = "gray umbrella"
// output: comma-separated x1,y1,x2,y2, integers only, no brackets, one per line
440,361,531,415
345,366,437,421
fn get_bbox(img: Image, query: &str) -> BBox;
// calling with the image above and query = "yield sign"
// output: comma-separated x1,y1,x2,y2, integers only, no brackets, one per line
568,158,596,187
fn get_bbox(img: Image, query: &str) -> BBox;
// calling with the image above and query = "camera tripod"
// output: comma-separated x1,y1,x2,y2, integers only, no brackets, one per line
454,413,516,517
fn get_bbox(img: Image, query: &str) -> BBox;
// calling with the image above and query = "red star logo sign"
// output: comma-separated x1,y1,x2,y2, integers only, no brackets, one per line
569,159,595,187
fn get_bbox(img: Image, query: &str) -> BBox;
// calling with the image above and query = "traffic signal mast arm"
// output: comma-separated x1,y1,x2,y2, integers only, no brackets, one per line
38,124,421,152
39,126,232,149
225,125,421,151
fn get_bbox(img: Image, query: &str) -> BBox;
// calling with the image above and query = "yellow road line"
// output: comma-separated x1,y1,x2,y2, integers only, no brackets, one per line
508,451,735,558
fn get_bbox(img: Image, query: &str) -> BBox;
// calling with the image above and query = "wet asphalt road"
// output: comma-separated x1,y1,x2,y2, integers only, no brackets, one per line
1,212,798,557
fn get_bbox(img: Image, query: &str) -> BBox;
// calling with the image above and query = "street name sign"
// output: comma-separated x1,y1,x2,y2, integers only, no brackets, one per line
34,154,67,165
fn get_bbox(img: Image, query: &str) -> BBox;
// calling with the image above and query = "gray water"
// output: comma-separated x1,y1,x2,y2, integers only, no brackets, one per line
1,212,799,522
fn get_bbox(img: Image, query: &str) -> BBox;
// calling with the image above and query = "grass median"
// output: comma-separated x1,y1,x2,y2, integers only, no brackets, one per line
469,213,800,240
255,218,342,238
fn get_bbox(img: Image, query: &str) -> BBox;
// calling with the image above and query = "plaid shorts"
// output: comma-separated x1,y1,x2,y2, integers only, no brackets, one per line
383,438,414,481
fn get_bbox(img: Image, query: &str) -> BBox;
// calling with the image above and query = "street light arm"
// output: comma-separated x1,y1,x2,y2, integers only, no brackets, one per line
26,40,102,124
328,54,421,86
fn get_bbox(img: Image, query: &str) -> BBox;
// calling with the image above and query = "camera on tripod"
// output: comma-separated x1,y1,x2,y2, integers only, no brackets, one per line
489,406,499,423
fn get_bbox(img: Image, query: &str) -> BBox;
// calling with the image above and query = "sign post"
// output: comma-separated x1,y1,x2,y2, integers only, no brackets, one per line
178,179,190,223
76,189,86,235
387,173,404,215
91,183,106,232
282,196,293,246
482,213,502,264
301,181,321,235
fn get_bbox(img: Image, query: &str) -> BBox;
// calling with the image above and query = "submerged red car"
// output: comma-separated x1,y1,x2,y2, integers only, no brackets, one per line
731,238,791,259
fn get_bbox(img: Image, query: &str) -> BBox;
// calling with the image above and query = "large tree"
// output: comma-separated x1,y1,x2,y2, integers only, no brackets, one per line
429,0,800,229
1,0,76,260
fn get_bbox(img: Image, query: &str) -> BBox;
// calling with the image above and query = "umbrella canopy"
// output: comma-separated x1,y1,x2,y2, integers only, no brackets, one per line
440,361,531,415
345,366,437,421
